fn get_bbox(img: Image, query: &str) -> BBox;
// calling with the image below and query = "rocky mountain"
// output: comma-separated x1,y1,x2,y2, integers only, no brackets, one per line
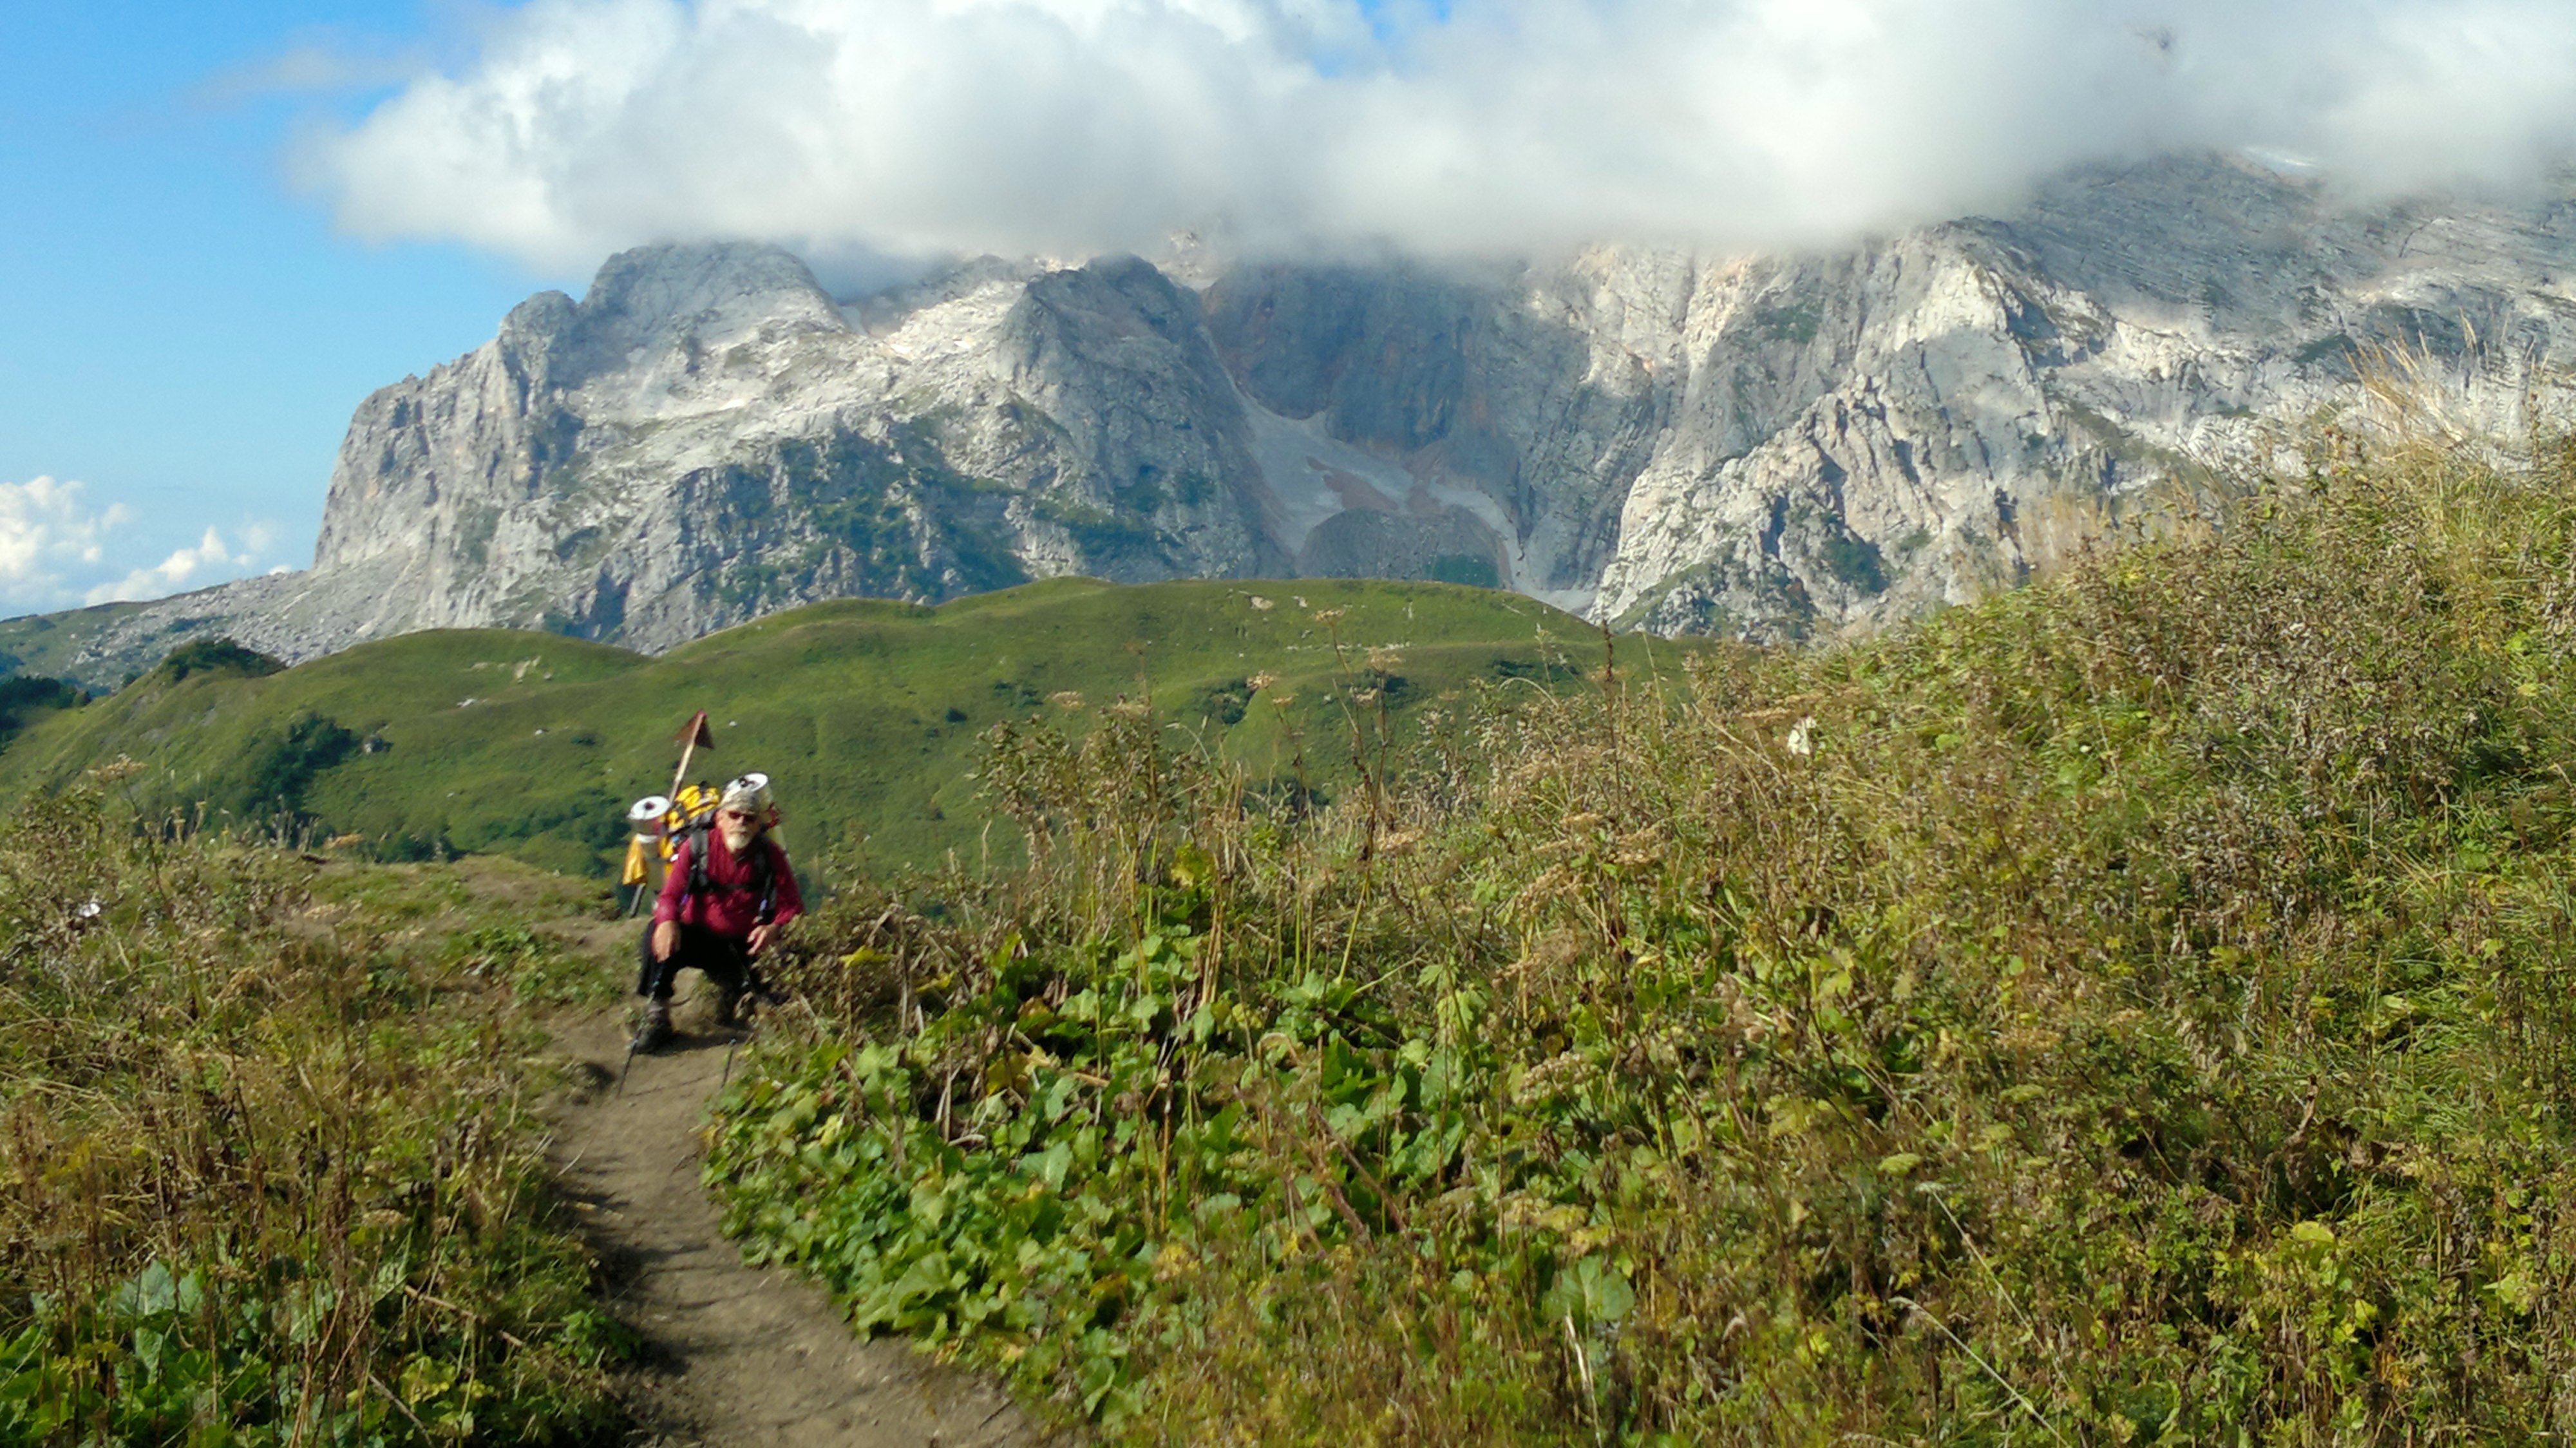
33,151,2576,687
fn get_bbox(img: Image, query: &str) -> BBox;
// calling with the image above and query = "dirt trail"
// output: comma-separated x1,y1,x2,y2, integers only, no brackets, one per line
548,999,1033,1447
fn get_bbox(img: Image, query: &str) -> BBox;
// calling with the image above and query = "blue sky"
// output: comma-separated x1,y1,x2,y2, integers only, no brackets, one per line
1,2,580,614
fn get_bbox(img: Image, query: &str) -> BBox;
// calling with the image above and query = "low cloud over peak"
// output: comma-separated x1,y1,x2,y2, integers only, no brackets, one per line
310,0,2576,270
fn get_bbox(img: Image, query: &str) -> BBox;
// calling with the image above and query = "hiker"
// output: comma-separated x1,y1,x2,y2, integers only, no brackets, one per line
632,774,802,1051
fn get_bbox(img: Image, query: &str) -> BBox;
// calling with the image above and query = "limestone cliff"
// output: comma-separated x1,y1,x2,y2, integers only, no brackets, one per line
44,153,2576,686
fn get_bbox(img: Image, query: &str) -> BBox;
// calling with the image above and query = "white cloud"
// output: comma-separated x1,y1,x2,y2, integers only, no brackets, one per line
0,478,282,614
306,0,2576,268
84,528,260,608
0,477,133,609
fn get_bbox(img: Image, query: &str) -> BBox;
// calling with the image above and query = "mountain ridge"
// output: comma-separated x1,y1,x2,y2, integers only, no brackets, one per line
19,151,2576,691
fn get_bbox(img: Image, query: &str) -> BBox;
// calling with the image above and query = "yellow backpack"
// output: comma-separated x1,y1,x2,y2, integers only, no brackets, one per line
660,782,723,861
618,781,726,887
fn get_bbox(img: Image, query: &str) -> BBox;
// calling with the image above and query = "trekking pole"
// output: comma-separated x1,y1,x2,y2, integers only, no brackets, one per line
721,956,780,1091
615,1030,641,1098
719,988,763,1091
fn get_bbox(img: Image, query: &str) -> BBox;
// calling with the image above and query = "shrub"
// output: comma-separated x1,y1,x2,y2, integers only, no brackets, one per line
0,674,82,752
152,638,284,684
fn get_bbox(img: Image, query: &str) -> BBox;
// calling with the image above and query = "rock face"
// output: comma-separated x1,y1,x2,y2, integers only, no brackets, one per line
307,245,1269,651
50,153,2576,683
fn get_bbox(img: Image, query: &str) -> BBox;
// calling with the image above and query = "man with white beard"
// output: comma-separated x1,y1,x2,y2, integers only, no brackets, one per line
632,774,803,1053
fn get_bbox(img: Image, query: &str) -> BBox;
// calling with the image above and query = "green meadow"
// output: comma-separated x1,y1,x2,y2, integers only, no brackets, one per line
0,578,1620,880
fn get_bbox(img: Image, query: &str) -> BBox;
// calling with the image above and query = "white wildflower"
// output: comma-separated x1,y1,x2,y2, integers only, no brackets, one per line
1785,716,1816,756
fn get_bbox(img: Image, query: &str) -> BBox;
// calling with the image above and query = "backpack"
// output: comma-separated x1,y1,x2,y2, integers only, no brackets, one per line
676,817,780,924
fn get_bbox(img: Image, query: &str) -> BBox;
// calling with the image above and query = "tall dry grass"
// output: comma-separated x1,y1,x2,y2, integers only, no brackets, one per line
0,779,624,1443
714,432,2576,1443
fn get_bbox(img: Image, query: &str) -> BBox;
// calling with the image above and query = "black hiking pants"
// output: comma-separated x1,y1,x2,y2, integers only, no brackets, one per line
636,922,753,1002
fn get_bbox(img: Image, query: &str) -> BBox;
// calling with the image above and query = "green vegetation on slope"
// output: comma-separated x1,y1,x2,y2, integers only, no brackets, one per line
0,674,84,754
707,436,2576,1442
0,598,151,689
0,578,1606,879
0,782,630,1442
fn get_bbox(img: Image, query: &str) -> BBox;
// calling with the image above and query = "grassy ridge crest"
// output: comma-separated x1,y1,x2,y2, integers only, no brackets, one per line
0,578,1601,879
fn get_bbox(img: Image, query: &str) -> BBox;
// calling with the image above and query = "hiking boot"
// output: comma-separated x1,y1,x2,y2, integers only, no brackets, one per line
632,999,674,1054
714,982,748,1029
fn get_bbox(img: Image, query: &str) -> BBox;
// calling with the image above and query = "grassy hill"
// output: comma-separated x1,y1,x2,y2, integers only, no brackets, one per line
699,437,2576,1441
0,597,153,685
0,577,1639,879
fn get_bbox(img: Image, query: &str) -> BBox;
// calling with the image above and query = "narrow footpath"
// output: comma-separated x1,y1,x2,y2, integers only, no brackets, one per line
548,1002,1035,1447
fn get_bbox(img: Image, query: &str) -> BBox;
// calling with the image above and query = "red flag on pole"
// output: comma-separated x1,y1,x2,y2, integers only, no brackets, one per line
669,711,715,797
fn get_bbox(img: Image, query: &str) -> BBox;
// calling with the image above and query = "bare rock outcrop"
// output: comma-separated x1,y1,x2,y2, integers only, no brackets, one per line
43,153,2576,687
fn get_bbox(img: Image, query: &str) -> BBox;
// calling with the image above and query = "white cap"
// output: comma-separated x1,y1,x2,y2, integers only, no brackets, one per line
720,774,773,816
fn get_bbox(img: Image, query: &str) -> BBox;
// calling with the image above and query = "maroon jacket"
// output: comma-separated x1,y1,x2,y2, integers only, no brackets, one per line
652,832,803,938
